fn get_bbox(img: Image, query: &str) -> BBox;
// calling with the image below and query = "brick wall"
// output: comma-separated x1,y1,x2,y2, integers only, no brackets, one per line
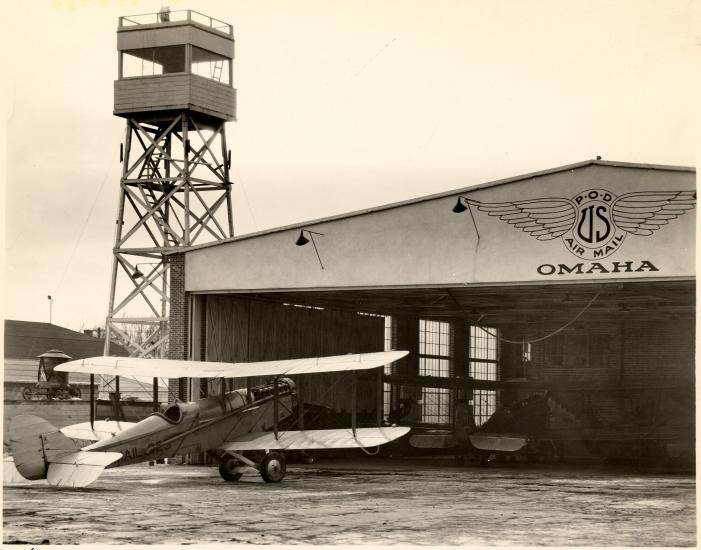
168,253,188,402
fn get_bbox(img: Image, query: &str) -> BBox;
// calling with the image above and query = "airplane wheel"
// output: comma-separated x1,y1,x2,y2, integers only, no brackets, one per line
259,452,286,483
21,387,34,400
219,456,244,482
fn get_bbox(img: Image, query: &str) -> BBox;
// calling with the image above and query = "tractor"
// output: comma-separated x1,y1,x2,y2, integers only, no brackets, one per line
22,350,82,400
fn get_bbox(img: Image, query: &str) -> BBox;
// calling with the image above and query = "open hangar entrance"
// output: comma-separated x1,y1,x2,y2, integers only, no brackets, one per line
170,160,696,465
184,279,694,464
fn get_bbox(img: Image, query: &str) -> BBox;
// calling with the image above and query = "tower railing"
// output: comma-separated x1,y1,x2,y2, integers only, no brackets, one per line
118,9,233,36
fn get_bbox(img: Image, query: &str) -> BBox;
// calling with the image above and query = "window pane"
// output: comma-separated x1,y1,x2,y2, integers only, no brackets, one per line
191,46,230,83
122,45,185,78
472,390,497,427
421,387,451,424
383,316,393,418
470,325,498,360
419,319,452,424
468,325,499,426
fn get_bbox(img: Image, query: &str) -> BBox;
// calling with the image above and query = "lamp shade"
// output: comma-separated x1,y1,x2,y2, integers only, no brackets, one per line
295,231,310,246
452,198,468,213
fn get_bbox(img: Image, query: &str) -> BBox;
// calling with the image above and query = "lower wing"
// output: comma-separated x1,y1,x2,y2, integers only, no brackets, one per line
219,426,410,451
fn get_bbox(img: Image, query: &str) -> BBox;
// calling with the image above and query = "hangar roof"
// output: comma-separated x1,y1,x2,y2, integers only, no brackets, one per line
169,159,695,254
179,159,695,295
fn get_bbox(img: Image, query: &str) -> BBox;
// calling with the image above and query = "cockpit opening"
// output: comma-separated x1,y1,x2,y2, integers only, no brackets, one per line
162,403,183,423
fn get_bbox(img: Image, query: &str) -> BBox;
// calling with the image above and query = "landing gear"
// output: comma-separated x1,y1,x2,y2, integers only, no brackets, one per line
259,452,286,483
216,451,287,483
218,456,244,482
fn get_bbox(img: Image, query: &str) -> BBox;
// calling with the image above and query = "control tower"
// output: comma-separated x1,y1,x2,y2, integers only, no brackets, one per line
104,8,236,359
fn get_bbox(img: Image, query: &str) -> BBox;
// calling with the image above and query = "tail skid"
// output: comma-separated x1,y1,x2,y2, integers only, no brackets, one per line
9,414,121,487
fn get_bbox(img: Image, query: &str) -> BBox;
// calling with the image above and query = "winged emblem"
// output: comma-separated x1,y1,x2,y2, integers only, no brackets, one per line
466,197,576,242
465,189,695,259
610,190,696,236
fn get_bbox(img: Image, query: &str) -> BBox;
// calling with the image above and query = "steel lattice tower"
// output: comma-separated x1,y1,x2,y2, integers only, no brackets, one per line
104,9,236,359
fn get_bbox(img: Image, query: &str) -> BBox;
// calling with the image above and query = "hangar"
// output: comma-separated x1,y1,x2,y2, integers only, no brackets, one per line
166,159,695,464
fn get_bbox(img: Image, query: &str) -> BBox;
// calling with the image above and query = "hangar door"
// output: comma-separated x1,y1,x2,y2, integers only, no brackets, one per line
198,295,384,418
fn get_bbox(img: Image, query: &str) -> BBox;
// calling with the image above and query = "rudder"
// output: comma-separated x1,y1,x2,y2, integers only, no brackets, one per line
9,414,80,480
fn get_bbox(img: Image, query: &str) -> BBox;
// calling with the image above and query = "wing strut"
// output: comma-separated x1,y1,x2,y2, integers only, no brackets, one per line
296,375,304,430
351,371,357,437
89,374,95,429
113,375,122,421
273,377,279,440
376,369,383,425
152,377,159,412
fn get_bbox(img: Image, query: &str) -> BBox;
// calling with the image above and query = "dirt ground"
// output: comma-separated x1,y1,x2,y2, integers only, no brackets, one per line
3,458,696,546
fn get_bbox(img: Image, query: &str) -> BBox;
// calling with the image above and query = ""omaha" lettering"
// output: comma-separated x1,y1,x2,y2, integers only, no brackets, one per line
537,260,659,276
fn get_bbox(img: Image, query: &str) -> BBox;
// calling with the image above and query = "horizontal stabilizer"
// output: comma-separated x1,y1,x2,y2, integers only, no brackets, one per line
56,350,409,379
46,451,122,488
469,433,528,452
220,426,410,451
61,420,137,442
410,433,459,449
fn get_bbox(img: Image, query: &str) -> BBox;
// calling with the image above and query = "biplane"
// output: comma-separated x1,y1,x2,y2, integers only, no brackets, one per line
9,351,410,488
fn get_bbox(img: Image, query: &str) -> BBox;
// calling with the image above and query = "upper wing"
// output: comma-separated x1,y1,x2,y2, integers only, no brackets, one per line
611,190,696,236
468,197,576,241
220,427,411,451
56,350,409,379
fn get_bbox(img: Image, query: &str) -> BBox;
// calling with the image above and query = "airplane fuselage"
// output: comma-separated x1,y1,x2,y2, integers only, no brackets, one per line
85,379,296,467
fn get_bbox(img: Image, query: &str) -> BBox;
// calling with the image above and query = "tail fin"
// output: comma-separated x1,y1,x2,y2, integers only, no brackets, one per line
9,414,64,480
9,415,121,487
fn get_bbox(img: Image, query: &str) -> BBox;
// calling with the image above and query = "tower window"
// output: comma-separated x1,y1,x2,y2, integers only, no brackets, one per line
121,45,186,78
191,46,230,84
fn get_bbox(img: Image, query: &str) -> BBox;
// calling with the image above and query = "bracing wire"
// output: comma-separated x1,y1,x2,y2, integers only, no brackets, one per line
480,291,602,345
54,155,117,297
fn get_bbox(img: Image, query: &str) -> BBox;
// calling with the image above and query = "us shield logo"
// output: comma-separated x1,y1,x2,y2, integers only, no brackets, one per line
465,190,695,260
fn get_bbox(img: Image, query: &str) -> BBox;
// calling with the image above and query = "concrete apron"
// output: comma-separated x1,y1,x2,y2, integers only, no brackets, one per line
3,459,696,546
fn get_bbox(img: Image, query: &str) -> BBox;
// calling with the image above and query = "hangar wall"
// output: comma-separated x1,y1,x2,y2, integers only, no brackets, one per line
182,162,695,292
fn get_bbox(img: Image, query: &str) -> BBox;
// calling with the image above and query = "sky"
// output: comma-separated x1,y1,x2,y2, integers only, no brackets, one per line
2,0,698,332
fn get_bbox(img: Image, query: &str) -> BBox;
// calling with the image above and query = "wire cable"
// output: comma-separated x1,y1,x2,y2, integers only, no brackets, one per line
480,291,602,345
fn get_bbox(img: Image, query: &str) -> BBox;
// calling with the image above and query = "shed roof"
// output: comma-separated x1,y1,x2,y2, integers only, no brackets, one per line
4,320,129,360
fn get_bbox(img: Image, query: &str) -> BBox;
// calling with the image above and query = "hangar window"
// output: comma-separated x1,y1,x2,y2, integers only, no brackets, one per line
383,316,396,418
419,320,452,424
469,326,499,427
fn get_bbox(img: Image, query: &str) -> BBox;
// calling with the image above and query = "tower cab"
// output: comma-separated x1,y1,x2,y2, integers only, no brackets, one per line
115,8,236,123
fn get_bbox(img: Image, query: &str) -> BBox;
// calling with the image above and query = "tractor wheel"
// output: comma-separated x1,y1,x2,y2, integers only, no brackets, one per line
218,456,244,482
259,452,286,483
21,387,33,400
